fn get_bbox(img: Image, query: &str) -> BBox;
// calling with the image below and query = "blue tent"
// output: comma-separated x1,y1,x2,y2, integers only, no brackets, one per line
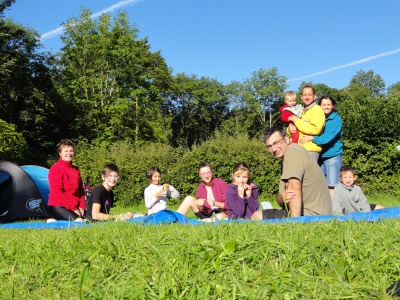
0,161,50,222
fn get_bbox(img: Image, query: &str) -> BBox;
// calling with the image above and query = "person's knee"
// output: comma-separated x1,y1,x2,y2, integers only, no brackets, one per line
251,210,263,221
183,195,196,203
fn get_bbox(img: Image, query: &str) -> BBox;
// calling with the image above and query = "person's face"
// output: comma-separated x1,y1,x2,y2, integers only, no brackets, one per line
199,167,212,184
301,87,316,106
340,171,357,187
288,122,297,133
265,131,290,159
233,170,249,185
320,98,334,115
285,97,296,107
59,146,74,162
151,171,161,185
103,171,119,189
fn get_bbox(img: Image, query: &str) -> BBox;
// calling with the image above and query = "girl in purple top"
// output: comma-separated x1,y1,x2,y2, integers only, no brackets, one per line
177,162,228,219
226,162,259,219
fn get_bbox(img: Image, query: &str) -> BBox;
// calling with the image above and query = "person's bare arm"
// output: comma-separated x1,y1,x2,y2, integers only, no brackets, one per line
287,178,302,217
91,203,111,221
277,181,296,208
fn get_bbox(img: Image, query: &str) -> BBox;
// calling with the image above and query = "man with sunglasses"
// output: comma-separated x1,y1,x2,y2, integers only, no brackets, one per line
260,126,332,218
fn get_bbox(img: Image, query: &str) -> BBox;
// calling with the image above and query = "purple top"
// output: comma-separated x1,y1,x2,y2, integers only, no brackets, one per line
226,183,259,219
196,177,228,216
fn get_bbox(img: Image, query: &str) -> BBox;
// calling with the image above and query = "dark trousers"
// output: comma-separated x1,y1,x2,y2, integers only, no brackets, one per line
262,209,288,219
48,206,80,221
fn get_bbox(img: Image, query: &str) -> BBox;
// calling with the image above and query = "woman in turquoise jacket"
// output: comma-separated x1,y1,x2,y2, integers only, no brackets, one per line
300,95,343,198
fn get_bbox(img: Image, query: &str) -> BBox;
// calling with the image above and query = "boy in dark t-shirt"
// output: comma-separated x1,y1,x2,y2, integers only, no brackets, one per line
86,164,143,221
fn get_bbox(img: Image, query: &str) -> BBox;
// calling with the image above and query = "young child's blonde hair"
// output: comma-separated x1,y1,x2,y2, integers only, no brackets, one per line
284,91,296,102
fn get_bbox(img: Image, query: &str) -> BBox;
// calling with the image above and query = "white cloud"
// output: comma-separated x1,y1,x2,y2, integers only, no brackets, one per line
287,47,400,83
40,0,143,41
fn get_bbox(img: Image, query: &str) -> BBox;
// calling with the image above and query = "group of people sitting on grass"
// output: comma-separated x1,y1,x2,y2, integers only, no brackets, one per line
47,84,385,222
47,129,383,222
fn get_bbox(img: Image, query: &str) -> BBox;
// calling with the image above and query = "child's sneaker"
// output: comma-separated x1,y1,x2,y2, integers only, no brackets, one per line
46,218,57,223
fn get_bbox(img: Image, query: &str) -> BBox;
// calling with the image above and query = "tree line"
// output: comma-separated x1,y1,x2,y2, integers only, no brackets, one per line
1,1,400,197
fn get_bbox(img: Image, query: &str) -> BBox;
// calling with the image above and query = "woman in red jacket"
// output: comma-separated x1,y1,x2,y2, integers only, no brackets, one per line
48,139,86,221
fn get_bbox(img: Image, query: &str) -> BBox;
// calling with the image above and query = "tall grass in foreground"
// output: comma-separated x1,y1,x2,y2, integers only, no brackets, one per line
1,219,400,299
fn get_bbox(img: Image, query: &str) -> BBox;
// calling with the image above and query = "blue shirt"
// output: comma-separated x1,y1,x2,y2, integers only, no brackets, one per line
313,111,343,159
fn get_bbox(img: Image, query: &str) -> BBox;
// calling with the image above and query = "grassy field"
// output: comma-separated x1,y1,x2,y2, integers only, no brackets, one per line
1,196,400,299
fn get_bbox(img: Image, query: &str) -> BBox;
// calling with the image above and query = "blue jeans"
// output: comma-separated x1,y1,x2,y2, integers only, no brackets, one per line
319,154,342,187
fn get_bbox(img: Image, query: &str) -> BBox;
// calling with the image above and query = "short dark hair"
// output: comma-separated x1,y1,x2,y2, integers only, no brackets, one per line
301,85,315,95
57,139,74,153
102,164,119,176
262,126,287,144
339,166,356,177
198,161,212,171
146,166,162,180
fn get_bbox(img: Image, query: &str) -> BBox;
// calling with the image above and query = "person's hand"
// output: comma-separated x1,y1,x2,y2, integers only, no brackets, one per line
114,212,131,221
288,115,299,122
195,199,205,209
206,199,215,206
237,184,250,198
244,184,252,197
283,182,296,203
156,188,166,198
299,135,313,145
283,190,296,203
74,209,84,217
163,184,170,191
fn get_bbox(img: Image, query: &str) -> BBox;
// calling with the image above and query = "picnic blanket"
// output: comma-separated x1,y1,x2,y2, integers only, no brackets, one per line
1,207,400,229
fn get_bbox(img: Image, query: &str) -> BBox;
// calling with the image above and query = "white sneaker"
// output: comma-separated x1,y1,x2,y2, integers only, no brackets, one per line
46,218,57,223
74,217,86,222
261,201,273,210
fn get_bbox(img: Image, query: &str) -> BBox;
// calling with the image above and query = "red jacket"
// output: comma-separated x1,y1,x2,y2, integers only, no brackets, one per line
280,104,300,143
280,104,294,122
48,159,85,211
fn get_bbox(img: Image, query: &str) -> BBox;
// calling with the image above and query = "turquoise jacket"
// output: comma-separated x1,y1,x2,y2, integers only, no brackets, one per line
313,111,343,159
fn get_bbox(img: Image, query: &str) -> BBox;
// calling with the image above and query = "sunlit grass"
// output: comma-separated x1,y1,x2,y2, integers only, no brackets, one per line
1,217,400,299
1,195,399,298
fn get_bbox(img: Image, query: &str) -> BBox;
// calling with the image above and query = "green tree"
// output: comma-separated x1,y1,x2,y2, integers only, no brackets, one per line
221,80,262,138
57,9,171,145
349,69,385,96
243,68,287,130
387,82,400,96
0,119,27,163
0,1,70,162
165,73,229,148
298,82,341,102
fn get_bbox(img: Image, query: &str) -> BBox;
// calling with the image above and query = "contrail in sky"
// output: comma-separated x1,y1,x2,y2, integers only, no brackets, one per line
40,0,143,41
287,47,400,82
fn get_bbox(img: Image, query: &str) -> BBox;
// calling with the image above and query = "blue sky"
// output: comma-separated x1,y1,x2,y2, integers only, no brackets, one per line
4,0,400,92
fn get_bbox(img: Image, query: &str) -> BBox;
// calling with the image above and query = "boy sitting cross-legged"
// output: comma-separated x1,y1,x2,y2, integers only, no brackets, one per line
332,166,384,215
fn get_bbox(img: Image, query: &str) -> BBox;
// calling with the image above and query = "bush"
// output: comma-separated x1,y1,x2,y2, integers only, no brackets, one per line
73,133,281,207
74,141,184,207
72,133,400,208
343,140,400,196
